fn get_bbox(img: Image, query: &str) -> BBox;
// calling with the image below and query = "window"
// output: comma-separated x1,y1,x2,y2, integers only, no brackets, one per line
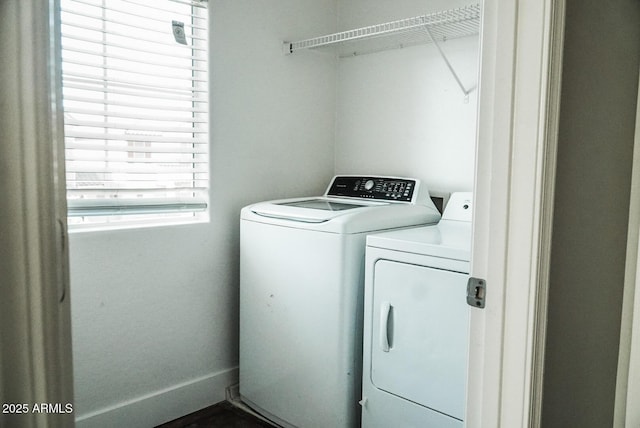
60,0,209,227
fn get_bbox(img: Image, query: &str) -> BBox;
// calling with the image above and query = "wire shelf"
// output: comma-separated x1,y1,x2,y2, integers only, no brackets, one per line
285,4,481,58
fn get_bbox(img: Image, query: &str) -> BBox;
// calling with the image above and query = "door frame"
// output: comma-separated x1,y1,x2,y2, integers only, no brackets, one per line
467,0,565,426
614,68,640,428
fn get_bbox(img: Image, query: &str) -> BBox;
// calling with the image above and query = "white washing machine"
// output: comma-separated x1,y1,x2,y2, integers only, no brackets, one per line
361,192,473,428
239,175,441,428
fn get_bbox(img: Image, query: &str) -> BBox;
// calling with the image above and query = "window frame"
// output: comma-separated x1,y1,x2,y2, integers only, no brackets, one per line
59,0,210,229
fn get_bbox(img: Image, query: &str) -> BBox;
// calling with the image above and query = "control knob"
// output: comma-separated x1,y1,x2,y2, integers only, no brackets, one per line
364,180,375,191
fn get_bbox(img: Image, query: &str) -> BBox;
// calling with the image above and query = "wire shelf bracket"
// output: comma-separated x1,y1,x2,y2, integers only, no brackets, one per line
424,25,476,98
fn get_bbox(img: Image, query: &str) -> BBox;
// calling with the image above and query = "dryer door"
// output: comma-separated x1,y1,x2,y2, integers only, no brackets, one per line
371,260,469,420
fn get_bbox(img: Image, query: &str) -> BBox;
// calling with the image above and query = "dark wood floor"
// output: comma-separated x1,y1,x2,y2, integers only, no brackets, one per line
156,401,275,428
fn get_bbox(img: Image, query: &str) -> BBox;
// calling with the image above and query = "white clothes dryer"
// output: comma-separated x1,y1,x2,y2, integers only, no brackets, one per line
239,176,441,428
361,192,473,428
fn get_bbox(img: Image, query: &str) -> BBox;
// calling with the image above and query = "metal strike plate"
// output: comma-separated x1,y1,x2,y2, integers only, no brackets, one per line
467,277,486,308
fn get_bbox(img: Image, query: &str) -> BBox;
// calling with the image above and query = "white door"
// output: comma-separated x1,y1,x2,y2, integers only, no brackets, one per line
0,0,75,426
371,260,469,420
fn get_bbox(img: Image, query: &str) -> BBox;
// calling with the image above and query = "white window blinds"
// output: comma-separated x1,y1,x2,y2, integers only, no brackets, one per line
60,0,209,225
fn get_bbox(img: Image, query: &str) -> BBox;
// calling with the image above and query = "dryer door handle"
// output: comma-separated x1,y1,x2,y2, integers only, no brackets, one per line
379,301,393,352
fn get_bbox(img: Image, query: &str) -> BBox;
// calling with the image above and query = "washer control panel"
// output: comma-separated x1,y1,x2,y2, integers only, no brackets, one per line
326,176,417,202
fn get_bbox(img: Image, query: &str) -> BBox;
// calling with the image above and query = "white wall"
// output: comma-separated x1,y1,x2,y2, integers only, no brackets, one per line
69,1,337,426
335,0,479,194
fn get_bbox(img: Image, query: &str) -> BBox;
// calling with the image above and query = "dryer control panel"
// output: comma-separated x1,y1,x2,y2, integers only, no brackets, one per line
326,176,417,203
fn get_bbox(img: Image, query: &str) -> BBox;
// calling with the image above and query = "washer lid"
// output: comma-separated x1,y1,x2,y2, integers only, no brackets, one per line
247,197,386,224
242,197,440,233
276,198,373,211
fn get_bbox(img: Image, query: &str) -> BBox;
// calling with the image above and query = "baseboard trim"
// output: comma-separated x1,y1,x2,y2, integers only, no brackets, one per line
75,367,239,428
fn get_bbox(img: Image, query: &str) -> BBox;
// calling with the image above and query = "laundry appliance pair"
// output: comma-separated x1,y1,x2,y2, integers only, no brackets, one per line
239,175,472,428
